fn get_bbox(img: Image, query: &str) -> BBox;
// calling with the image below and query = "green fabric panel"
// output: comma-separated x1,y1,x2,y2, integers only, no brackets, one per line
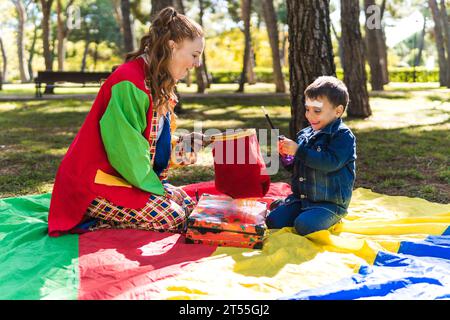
100,80,164,195
0,193,78,300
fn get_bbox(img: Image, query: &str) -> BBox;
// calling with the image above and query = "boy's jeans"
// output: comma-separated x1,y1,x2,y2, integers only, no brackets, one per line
266,195,347,236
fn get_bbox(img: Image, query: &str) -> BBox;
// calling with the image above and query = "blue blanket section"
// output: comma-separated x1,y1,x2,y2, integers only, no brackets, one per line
282,233,450,300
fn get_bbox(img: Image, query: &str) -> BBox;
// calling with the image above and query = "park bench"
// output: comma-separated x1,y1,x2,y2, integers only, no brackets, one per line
34,71,112,97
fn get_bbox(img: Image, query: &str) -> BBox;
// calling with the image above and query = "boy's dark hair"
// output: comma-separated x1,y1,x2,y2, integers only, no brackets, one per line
304,76,349,111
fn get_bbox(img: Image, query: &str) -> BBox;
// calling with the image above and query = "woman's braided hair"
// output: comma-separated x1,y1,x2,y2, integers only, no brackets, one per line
126,7,203,115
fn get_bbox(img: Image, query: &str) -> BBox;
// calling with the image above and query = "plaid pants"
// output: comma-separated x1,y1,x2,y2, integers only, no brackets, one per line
85,191,196,233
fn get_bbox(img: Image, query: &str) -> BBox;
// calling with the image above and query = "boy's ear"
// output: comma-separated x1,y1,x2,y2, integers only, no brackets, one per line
336,105,344,117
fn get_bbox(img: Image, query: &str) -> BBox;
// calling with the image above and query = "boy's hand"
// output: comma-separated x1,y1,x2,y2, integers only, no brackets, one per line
279,137,298,156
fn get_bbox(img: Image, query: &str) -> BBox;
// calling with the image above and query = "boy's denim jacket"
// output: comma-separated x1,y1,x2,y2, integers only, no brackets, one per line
284,118,357,209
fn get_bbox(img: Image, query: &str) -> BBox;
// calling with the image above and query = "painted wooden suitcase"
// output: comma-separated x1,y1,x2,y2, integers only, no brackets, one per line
185,228,264,249
185,194,268,249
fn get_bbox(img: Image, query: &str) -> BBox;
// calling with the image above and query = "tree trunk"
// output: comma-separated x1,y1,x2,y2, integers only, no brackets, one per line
28,14,38,80
13,0,29,82
429,0,448,87
51,36,57,65
378,0,389,85
198,0,211,88
0,36,6,84
121,0,135,54
331,21,344,67
112,0,123,33
93,42,99,71
341,0,371,118
56,0,64,71
56,0,75,71
378,29,389,84
0,38,3,89
174,0,184,15
280,26,287,67
185,71,192,87
40,0,54,93
364,0,384,91
439,0,450,87
415,15,427,67
40,0,54,71
238,0,252,92
173,0,190,87
246,46,257,84
262,0,285,93
287,0,336,137
195,66,207,93
203,54,212,88
151,0,175,21
81,39,90,72
195,0,207,93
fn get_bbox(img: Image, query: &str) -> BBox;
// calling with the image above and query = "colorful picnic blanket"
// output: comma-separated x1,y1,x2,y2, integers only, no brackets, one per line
1,181,449,300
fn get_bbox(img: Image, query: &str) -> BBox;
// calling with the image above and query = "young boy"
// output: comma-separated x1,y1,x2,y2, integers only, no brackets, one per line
266,76,357,236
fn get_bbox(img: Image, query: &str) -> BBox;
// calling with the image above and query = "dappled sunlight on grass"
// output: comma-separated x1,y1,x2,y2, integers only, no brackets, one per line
35,182,55,195
426,93,450,103
44,147,69,157
0,83,100,96
384,82,442,91
0,83,35,95
202,108,229,116
36,105,91,114
0,103,20,111
346,97,450,131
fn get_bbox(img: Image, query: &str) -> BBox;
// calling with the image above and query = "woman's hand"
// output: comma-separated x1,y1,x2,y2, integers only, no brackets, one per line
177,132,212,165
279,137,298,156
179,132,212,151
164,183,189,206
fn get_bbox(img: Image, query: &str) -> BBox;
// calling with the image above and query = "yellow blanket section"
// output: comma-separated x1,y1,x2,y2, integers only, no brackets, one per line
153,188,450,299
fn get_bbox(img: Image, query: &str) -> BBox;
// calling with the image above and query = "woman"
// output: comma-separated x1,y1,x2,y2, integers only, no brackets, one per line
48,7,207,236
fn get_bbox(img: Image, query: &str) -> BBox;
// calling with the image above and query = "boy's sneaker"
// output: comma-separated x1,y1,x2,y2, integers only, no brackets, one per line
269,199,285,211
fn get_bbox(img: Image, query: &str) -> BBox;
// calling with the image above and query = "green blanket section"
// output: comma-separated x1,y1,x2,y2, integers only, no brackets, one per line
0,193,78,300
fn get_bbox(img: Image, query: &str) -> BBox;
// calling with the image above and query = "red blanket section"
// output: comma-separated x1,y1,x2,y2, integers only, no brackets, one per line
78,181,291,299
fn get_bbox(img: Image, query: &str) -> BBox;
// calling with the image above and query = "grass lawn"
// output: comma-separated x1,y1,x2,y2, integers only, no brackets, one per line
0,83,449,203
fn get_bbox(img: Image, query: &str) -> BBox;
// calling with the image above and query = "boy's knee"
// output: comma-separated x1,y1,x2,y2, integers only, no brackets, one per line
294,219,317,236
294,216,328,236
294,206,345,236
